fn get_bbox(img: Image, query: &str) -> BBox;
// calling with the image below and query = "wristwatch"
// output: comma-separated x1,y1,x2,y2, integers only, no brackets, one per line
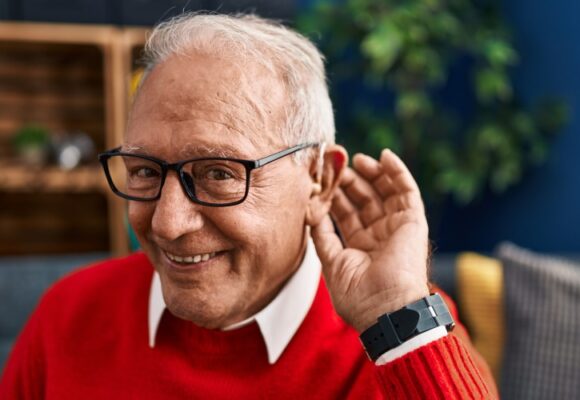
359,293,455,362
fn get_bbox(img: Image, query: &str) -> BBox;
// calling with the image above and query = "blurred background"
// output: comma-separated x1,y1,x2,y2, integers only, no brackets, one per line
0,0,578,255
1,1,579,397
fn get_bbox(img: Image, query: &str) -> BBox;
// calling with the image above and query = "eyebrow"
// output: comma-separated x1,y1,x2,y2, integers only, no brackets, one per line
120,143,251,160
180,143,244,159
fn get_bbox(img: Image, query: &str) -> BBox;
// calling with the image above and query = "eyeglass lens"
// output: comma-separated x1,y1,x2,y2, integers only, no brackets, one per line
106,155,248,204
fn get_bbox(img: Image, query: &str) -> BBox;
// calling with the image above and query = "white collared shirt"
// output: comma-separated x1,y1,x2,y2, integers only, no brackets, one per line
148,238,447,365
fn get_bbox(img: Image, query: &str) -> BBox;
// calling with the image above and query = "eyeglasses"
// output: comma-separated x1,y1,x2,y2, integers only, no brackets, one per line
98,143,318,207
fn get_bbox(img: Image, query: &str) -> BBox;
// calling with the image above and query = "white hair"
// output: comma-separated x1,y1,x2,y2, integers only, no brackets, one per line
140,13,335,160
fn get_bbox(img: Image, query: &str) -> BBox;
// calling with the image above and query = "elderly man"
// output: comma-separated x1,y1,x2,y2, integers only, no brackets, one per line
0,13,496,399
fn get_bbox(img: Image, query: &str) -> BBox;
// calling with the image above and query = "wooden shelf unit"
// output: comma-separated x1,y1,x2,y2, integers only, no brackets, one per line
0,22,149,256
0,162,106,193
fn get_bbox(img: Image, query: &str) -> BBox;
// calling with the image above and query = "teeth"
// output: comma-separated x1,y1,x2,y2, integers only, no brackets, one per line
166,251,217,264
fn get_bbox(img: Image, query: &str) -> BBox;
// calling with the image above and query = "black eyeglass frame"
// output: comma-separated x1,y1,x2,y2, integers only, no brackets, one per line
98,142,318,207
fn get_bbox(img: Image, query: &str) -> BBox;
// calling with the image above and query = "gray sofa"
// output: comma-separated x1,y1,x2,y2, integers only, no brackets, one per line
0,253,108,373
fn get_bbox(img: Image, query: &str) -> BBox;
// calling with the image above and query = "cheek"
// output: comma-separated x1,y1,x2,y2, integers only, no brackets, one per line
127,202,153,237
214,205,268,248
238,187,306,241
236,180,311,253
250,172,311,212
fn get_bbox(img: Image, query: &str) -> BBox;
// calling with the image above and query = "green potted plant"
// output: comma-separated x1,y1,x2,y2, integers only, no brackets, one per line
11,124,50,166
297,0,568,206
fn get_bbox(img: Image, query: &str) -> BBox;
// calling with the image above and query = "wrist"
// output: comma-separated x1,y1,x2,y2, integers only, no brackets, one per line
356,286,430,333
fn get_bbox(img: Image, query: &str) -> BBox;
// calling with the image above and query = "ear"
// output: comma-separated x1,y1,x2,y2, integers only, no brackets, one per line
306,144,348,226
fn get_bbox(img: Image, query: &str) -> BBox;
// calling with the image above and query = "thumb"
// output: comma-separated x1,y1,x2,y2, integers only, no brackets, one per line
311,214,343,275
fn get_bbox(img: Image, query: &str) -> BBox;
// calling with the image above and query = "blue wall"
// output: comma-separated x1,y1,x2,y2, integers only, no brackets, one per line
436,0,580,252
298,0,580,253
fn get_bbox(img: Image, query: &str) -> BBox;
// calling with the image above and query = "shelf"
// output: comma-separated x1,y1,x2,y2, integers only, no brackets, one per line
0,22,148,256
0,22,116,46
0,162,107,193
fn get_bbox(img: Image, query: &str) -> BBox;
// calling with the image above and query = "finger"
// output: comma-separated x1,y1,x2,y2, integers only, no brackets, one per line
340,168,384,226
311,214,344,270
350,153,399,199
383,190,425,214
331,189,366,242
373,205,429,242
350,153,382,182
379,149,419,194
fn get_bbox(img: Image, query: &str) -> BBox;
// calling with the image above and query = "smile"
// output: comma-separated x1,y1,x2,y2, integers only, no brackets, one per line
165,251,217,264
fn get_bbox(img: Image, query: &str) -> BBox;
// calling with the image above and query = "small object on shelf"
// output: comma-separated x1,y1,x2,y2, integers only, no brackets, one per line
11,125,50,166
51,132,96,170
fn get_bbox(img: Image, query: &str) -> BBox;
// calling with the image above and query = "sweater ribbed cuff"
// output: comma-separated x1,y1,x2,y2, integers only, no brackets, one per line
375,335,494,399
375,326,448,365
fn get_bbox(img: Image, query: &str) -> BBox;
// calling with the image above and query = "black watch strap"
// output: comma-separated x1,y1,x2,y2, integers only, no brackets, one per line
359,293,455,362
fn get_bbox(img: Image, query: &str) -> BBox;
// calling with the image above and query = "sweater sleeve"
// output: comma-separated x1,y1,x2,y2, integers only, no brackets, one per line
0,294,47,399
373,289,499,399
374,334,496,399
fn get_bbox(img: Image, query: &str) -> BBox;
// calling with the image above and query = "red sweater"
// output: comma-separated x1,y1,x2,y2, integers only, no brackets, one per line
0,253,495,399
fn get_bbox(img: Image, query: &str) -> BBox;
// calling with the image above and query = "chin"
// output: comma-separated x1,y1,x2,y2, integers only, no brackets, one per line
164,291,236,329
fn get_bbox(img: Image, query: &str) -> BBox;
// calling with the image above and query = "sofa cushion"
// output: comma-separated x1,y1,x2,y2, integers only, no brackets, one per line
456,252,505,382
497,242,580,400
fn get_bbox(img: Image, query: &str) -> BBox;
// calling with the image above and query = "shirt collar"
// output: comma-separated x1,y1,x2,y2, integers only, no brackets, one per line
148,238,321,364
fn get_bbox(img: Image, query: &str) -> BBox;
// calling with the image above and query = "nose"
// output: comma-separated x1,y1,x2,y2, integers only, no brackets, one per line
150,173,205,241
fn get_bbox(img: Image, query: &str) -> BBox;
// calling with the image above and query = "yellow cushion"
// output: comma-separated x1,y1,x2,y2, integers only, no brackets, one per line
130,67,145,100
456,252,505,382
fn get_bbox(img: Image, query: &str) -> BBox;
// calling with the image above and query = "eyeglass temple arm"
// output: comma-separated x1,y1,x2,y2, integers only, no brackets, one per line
254,143,319,168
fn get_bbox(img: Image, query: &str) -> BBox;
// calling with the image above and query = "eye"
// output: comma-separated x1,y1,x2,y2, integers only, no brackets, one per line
189,160,244,182
130,166,160,179
206,168,234,180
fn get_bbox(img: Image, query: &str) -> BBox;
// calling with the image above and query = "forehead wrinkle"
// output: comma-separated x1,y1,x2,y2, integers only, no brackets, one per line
212,96,269,140
211,76,275,135
175,59,282,150
198,92,278,150
159,95,272,151
174,112,246,136
178,143,245,159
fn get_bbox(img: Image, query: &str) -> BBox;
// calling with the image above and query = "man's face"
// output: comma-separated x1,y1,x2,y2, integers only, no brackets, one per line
126,54,315,329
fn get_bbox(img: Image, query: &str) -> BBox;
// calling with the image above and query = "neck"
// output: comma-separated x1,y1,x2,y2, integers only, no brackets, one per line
220,228,310,329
